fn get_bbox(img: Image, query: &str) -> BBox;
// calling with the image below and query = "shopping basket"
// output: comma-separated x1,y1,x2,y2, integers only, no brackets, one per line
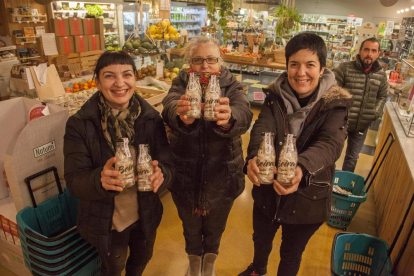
328,171,367,229
16,166,101,276
328,132,395,230
331,193,414,276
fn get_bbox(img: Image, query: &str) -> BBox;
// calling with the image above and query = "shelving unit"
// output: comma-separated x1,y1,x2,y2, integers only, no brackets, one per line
299,14,359,68
49,1,124,50
169,5,205,39
0,45,18,62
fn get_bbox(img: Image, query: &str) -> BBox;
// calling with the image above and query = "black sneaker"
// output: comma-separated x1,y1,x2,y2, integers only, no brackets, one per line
238,263,267,276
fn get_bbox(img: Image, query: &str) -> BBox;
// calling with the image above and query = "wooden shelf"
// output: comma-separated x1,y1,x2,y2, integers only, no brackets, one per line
0,45,17,51
18,56,40,60
12,14,47,17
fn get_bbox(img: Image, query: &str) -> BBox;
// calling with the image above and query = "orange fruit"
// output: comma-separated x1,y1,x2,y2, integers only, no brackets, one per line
87,79,92,84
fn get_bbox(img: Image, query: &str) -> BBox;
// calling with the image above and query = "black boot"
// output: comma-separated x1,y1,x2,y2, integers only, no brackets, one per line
238,263,267,276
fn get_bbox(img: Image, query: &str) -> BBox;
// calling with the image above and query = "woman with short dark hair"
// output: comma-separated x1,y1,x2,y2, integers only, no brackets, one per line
64,50,174,276
239,33,353,276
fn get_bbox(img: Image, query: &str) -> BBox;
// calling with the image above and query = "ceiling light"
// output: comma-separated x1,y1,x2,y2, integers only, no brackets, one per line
406,8,409,11
401,9,405,12
398,11,400,13
411,6,414,9
129,3,134,5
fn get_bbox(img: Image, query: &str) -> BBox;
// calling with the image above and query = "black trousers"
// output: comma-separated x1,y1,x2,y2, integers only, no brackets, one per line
173,194,234,256
97,219,155,276
252,204,322,276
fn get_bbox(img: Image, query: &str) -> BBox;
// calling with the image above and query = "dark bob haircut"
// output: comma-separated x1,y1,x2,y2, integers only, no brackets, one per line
359,37,380,52
285,33,327,68
93,50,137,80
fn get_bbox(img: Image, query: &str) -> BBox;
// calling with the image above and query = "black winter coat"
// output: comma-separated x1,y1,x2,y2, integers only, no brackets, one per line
64,92,174,255
247,75,353,224
333,56,388,133
162,67,253,211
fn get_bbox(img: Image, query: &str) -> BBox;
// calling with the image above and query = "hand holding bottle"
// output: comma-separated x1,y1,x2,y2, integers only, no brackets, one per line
273,166,303,195
247,156,262,186
214,97,232,126
101,157,124,192
149,160,164,193
176,94,196,125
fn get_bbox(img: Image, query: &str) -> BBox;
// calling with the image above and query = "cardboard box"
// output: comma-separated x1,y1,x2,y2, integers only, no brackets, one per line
0,239,31,276
0,216,13,244
0,216,6,241
9,221,20,246
69,17,84,36
74,35,89,52
95,18,105,50
2,98,68,212
83,18,96,35
53,18,70,37
88,34,101,51
56,36,74,54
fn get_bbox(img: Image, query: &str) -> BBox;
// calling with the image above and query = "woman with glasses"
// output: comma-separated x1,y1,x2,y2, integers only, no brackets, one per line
162,36,253,276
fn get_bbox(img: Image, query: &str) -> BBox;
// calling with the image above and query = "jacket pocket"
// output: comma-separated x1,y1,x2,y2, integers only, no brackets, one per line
225,154,245,197
292,183,332,224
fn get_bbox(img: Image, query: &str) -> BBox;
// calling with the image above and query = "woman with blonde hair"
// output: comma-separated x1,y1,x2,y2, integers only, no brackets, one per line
162,36,253,276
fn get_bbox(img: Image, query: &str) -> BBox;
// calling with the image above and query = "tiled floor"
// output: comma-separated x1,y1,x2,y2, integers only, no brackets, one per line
0,106,379,276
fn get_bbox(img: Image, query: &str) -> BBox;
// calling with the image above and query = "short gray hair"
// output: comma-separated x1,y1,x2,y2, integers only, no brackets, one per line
182,36,221,62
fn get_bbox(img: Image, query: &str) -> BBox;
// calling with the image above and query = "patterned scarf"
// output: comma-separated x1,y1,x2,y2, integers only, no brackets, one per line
186,69,220,93
98,92,141,153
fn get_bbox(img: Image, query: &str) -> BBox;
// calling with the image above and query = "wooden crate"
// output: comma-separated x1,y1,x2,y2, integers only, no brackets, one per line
222,54,257,64
170,48,184,56
80,50,103,68
135,85,167,106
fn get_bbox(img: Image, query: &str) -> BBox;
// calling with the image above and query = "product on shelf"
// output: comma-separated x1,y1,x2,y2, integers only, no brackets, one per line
123,37,159,56
147,20,180,41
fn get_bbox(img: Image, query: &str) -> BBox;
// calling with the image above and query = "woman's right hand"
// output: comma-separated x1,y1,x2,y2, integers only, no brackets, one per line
101,157,124,192
247,157,261,186
176,94,195,125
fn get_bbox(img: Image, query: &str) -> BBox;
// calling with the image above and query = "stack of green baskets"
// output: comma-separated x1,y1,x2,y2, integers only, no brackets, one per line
328,171,368,230
16,188,101,276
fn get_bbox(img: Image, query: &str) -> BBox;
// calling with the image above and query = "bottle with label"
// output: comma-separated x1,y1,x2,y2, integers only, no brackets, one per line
277,134,298,185
115,138,135,189
137,144,153,192
185,73,202,119
204,75,220,121
256,132,276,184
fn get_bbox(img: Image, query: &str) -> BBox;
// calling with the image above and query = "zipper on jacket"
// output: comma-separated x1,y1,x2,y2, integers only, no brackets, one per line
354,73,369,131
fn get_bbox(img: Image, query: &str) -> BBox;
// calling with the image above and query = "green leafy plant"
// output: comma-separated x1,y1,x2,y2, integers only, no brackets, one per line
85,5,103,18
206,0,234,41
274,0,301,40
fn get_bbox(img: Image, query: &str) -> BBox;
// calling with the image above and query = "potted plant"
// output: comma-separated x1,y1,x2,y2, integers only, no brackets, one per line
206,0,234,41
273,0,301,64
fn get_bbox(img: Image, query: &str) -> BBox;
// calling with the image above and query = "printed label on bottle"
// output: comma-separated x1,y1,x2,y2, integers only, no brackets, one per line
265,133,271,154
123,138,131,158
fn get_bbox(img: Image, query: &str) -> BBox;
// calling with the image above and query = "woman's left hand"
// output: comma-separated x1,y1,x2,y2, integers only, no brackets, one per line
273,166,303,195
150,160,164,193
214,97,232,126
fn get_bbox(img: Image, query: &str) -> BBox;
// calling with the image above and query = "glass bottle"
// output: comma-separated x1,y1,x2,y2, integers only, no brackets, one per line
185,73,202,119
115,138,135,189
204,75,220,121
277,134,298,185
256,132,276,184
137,144,153,192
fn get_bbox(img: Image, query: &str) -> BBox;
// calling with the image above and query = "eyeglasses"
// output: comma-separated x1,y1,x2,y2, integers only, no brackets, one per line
191,57,219,65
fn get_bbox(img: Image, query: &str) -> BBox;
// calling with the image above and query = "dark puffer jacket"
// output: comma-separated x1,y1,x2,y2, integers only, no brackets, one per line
64,92,174,255
162,67,253,211
333,56,388,133
246,73,353,224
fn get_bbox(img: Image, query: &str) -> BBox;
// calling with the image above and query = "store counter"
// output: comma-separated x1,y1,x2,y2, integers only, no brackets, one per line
371,102,414,275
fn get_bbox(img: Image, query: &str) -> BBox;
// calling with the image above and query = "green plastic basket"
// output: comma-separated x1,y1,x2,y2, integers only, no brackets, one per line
328,171,367,229
331,232,392,276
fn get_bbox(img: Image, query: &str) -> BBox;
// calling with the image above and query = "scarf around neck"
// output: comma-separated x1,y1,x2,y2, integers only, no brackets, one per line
98,92,141,154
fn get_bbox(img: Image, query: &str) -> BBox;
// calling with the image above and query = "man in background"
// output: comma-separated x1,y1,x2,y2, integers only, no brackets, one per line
334,37,389,172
